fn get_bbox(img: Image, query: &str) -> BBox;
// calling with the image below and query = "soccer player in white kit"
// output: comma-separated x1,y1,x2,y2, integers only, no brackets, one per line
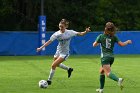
37,19,91,85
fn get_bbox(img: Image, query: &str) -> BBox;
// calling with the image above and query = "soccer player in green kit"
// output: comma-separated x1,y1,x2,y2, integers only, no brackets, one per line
93,22,132,93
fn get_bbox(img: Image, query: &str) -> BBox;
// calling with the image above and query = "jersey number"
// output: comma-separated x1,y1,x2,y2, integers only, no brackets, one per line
60,40,66,45
106,38,111,49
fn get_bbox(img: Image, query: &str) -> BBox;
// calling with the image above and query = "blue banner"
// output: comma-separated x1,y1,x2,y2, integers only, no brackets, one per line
38,16,46,55
0,31,139,55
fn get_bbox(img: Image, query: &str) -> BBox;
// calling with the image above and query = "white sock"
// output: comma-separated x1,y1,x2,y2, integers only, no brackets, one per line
59,63,69,70
48,69,55,81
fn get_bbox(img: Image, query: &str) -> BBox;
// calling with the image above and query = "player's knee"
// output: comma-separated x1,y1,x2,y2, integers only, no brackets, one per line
106,72,110,77
99,68,104,74
100,71,104,75
53,57,58,61
51,64,57,70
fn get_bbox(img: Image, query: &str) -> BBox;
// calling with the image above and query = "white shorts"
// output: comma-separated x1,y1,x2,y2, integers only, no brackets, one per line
54,51,69,60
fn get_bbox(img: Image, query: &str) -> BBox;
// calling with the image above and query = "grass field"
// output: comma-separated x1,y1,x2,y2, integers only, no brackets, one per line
0,55,140,93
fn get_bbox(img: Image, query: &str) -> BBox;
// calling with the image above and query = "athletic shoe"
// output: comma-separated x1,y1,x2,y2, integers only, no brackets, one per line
118,78,124,90
96,88,103,93
47,80,52,85
67,68,73,78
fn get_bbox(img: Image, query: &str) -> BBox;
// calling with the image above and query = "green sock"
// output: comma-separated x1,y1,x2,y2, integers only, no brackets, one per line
108,72,119,82
100,74,105,89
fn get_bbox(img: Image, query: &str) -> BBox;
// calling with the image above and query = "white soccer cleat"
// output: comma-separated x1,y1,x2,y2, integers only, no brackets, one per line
118,78,124,90
96,88,103,93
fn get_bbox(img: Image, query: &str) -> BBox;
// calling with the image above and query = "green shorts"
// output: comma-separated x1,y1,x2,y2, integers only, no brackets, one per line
101,57,114,66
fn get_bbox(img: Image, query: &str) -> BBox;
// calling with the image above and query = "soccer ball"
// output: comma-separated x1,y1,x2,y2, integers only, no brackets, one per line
39,80,48,88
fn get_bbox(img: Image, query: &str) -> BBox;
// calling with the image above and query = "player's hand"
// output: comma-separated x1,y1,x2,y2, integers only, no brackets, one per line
85,27,91,32
127,40,132,44
36,48,42,52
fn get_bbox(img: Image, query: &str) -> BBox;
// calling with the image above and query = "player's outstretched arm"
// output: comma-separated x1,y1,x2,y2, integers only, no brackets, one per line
77,27,91,36
118,40,132,46
93,41,99,47
36,40,52,52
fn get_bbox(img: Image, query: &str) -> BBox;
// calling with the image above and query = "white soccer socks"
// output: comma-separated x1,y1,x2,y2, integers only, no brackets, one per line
96,89,103,93
118,78,124,90
59,63,69,70
48,69,55,81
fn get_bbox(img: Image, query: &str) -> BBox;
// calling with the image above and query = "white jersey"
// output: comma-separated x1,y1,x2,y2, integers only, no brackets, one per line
50,29,78,54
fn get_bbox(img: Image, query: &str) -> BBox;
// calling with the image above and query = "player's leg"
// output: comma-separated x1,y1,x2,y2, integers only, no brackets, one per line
53,50,59,61
54,56,71,71
58,54,69,70
53,57,58,61
54,53,70,71
47,57,65,85
57,54,73,78
101,57,119,81
54,56,70,70
103,64,119,81
110,61,124,90
96,67,105,93
102,57,124,90
59,63,73,78
100,67,105,89
103,64,123,90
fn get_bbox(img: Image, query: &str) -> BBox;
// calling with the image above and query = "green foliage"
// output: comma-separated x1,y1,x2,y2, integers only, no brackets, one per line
0,0,140,31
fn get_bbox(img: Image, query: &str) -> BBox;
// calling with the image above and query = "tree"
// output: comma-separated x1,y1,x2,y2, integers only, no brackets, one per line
0,0,140,31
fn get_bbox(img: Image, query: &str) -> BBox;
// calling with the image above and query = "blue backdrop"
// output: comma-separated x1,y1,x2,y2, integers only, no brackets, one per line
0,31,139,55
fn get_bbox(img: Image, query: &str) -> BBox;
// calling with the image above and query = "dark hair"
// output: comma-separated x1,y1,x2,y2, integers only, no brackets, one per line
59,19,69,28
104,22,117,36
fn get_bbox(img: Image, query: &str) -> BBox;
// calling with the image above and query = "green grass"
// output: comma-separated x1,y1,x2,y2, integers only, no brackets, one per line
0,55,140,93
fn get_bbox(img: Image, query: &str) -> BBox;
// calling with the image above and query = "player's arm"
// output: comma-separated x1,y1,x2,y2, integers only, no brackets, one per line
93,34,101,47
93,41,99,47
77,27,91,36
36,40,52,52
118,40,132,46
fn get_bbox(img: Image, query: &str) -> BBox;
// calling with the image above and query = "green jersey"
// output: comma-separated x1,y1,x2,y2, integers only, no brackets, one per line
95,34,120,58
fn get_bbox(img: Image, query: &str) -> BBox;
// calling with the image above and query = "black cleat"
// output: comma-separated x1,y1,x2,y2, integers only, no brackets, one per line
67,68,73,78
47,80,52,85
